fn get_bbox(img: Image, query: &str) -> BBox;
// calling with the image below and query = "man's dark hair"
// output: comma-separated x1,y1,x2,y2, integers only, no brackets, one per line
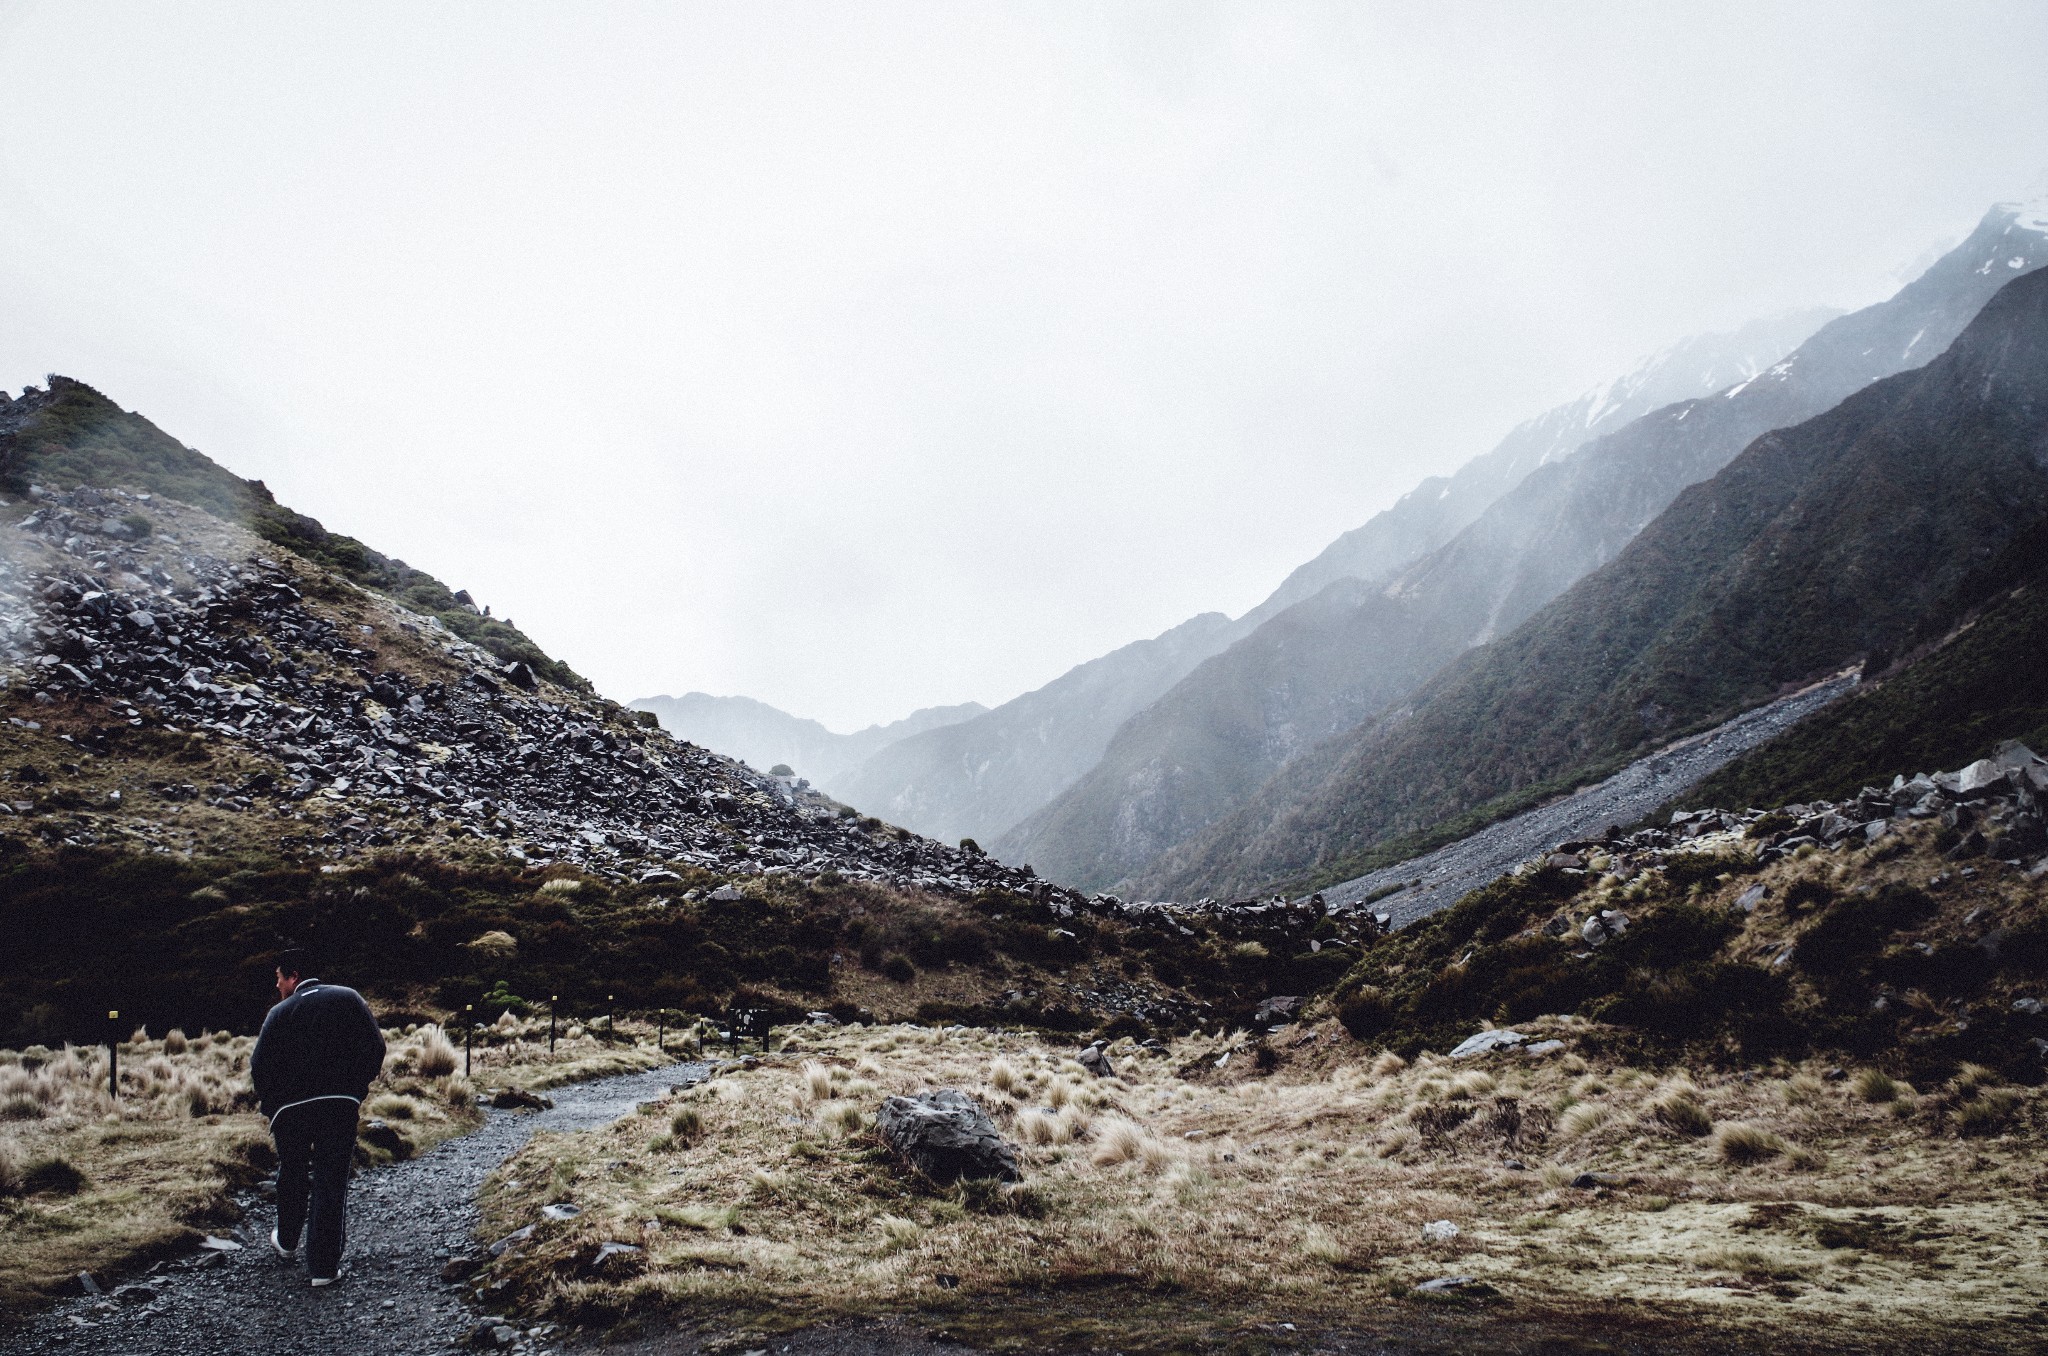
274,947,316,979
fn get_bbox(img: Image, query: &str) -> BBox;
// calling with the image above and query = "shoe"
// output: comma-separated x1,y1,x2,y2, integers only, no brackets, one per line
310,1269,342,1288
270,1228,296,1261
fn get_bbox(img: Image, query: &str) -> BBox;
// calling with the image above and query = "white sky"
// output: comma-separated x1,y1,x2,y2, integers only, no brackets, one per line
2,2,2044,730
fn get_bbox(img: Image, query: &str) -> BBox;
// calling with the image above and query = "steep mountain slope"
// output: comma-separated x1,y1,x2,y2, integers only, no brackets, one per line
1012,201,2047,894
1243,307,1839,630
1153,262,2048,900
0,386,1325,1044
1683,510,2048,811
824,611,1236,847
0,377,585,690
796,316,1835,858
626,691,985,782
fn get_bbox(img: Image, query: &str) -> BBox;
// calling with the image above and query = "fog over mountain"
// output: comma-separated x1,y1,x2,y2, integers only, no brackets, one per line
663,307,1835,851
4,6,2045,731
1011,199,2048,894
627,692,985,784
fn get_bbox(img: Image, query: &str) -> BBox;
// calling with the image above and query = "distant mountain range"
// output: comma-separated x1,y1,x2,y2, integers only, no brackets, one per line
1015,198,2048,897
626,692,985,785
637,196,2048,909
644,309,1838,852
1149,232,2048,901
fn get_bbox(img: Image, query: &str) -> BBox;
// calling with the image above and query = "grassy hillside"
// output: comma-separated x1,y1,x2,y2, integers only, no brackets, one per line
0,376,585,690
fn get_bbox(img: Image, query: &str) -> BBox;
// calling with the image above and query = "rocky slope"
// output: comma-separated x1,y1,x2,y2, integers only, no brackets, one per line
1324,737,2048,1084
1313,673,1859,928
1011,202,2048,895
625,691,985,785
1152,257,2048,902
0,391,1373,1044
0,482,1043,893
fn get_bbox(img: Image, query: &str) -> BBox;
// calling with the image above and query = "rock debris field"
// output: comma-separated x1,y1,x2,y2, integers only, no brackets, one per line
10,1061,711,1356
1319,672,1863,926
0,483,1055,898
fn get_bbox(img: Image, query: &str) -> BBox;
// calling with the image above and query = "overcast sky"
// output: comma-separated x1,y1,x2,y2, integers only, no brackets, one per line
2,3,2044,730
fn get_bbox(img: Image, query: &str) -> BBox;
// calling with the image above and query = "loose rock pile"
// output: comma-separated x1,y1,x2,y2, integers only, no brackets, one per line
0,485,1074,895
1576,740,2048,873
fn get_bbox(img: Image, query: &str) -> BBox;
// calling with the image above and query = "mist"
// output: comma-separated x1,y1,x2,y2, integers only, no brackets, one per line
2,1,2044,729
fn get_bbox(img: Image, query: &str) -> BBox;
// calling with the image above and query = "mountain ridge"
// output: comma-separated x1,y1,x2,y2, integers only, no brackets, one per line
1151,261,2048,900
1010,201,2047,895
626,691,987,783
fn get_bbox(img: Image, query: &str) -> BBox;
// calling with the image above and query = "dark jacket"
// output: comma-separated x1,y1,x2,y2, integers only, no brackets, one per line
250,980,386,1123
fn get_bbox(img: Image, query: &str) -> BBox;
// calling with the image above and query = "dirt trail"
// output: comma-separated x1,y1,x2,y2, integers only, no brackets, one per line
11,1061,710,1356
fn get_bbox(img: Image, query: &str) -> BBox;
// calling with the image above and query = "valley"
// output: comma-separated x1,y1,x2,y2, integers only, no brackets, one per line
3,199,2046,1355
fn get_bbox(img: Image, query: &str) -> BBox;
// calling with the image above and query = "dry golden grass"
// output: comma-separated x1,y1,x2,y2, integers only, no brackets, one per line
473,1021,2048,1343
0,1012,676,1312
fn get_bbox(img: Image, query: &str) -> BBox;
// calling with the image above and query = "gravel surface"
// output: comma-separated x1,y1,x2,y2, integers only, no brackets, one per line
12,1060,711,1356
1321,673,1859,927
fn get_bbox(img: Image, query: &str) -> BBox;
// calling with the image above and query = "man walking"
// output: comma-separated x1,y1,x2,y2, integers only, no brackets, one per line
250,946,385,1287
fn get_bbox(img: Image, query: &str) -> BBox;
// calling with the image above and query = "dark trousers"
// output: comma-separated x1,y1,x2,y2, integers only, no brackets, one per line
272,1098,358,1279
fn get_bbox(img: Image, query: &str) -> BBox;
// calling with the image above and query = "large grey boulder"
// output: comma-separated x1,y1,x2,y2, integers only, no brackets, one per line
876,1089,1020,1184
1076,1040,1117,1078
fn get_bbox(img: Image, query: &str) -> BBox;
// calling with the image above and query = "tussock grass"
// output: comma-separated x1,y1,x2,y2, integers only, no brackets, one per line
1557,1102,1611,1138
1715,1121,1788,1164
1852,1068,1899,1103
472,1022,2048,1341
1649,1082,1713,1138
414,1026,459,1078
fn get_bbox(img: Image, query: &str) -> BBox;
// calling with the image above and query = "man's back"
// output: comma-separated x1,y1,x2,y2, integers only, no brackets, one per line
251,981,386,1120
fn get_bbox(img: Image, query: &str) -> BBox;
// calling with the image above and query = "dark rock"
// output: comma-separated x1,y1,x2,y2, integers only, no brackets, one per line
1076,1041,1116,1079
876,1089,1020,1184
439,1256,484,1284
573,1241,645,1279
1253,995,1305,1026
488,1087,553,1110
359,1119,407,1156
488,1224,535,1258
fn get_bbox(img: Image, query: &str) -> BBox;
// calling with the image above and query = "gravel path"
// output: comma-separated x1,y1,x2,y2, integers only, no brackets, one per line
1320,673,1859,927
14,1060,712,1356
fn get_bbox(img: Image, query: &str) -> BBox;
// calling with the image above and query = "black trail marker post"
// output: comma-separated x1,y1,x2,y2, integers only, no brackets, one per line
549,995,557,1054
464,1003,474,1077
106,1009,119,1101
607,995,614,1044
657,1011,664,1054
